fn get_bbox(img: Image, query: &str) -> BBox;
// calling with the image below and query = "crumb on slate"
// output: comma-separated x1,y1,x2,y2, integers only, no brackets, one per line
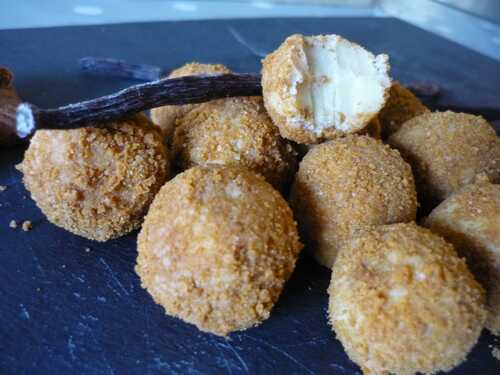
492,346,500,360
84,247,91,253
9,220,17,229
0,185,6,192
22,220,32,231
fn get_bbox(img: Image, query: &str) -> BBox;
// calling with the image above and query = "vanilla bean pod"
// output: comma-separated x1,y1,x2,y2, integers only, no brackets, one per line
16,73,262,138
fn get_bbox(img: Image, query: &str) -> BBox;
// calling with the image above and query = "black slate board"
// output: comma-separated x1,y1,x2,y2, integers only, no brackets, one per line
1,18,500,375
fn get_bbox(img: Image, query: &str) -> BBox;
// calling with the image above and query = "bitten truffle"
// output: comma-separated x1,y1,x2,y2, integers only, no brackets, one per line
388,111,500,206
379,81,429,139
172,96,297,191
289,135,417,268
136,166,302,336
425,178,500,335
329,223,487,375
17,114,169,241
262,34,391,144
151,62,232,141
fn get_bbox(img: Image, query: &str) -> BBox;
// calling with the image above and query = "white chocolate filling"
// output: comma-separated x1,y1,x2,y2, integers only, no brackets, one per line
291,35,390,134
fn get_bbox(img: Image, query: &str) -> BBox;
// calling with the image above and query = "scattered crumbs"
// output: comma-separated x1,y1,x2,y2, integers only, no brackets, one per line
36,287,41,292
22,220,32,231
97,296,106,303
0,185,6,192
492,346,500,360
84,247,91,253
9,220,17,229
61,264,66,269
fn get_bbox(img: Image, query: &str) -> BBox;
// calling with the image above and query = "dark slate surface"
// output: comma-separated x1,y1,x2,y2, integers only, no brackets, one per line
1,18,499,375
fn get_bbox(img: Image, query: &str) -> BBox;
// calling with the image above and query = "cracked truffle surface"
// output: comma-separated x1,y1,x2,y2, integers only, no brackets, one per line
329,223,486,375
136,166,302,336
172,96,297,191
17,114,169,241
290,135,417,268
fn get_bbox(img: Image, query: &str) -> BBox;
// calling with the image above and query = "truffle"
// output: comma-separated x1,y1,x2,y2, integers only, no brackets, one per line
290,135,417,268
17,114,169,241
136,166,302,336
262,34,391,144
329,223,486,374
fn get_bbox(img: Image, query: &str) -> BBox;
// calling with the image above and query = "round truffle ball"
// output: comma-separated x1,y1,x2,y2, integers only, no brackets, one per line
290,135,417,268
17,114,169,241
135,166,302,336
151,62,232,141
172,96,297,191
328,223,487,375
425,179,500,335
388,111,500,206
379,81,429,139
262,34,391,144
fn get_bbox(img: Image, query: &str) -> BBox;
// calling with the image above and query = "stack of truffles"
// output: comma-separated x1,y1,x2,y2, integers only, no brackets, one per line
16,34,500,374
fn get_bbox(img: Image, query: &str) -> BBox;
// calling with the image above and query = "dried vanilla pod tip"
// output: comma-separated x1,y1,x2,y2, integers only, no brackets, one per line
379,81,429,139
136,166,303,336
172,96,297,191
17,113,169,241
151,62,232,141
424,179,500,335
289,135,417,268
388,111,500,206
328,223,487,375
261,34,391,144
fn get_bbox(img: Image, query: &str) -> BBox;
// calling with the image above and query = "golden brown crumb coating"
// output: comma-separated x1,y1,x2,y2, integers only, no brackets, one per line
150,62,232,141
17,114,169,241
329,223,487,375
379,81,429,139
172,96,297,191
136,166,302,336
425,179,500,335
262,34,391,144
289,135,417,268
388,111,500,206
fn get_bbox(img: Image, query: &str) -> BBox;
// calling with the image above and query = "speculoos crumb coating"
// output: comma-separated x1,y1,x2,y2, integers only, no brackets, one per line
379,81,429,139
150,62,232,142
172,96,297,191
289,135,417,268
135,166,303,336
17,114,169,241
388,111,500,206
329,223,487,375
425,179,500,335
